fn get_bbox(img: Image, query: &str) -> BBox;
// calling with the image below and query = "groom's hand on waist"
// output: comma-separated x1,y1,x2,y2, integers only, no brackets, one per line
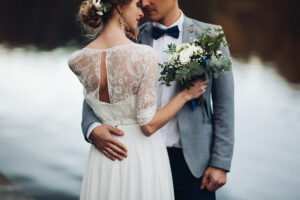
89,125,128,161
200,167,227,192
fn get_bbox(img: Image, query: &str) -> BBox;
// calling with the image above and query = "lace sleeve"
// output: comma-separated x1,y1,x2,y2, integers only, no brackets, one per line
68,49,100,95
136,49,159,125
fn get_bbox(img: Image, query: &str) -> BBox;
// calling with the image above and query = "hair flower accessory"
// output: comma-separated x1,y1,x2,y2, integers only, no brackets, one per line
92,0,112,16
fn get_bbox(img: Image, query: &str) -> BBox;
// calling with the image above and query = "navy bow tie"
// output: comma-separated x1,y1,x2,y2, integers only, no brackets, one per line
152,25,180,40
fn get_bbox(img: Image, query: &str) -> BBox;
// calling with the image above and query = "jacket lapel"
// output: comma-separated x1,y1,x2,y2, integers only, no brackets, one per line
182,16,196,44
140,23,154,47
176,16,196,94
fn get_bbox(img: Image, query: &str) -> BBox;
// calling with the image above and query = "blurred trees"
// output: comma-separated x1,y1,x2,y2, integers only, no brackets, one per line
0,0,299,83
0,0,82,49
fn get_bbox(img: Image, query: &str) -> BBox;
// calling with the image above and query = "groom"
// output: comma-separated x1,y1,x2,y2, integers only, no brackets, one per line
81,0,234,199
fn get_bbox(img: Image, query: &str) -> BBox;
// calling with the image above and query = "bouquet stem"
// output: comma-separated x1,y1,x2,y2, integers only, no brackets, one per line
199,95,205,105
191,95,205,111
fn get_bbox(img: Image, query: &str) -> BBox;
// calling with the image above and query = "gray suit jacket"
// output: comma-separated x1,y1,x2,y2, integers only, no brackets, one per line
81,15,234,178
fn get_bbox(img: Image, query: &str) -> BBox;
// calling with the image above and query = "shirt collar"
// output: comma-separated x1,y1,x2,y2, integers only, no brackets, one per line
152,10,184,32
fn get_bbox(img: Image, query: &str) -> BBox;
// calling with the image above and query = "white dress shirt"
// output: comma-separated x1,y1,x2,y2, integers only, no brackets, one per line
152,11,184,148
87,11,184,147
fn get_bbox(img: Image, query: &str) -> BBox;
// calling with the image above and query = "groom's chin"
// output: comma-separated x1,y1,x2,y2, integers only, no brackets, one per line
145,14,159,22
144,10,159,22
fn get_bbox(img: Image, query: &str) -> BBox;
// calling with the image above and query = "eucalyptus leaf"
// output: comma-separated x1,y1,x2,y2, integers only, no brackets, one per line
159,27,232,89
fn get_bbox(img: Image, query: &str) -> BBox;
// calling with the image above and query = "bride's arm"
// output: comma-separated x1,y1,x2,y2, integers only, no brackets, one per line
136,49,208,136
140,80,208,136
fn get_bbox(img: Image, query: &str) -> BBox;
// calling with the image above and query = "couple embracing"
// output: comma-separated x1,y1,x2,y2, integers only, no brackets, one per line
68,0,234,199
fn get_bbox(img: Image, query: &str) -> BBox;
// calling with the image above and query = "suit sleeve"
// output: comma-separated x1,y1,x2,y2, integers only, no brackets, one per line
209,26,235,172
81,100,103,143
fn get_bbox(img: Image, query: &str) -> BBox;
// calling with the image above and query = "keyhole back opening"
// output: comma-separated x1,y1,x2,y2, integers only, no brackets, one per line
99,51,111,103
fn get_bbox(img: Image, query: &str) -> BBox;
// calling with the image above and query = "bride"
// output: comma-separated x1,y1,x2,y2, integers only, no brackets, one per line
68,0,208,199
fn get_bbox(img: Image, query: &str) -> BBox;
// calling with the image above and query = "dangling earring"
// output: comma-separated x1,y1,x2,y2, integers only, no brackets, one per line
119,15,125,28
116,7,125,28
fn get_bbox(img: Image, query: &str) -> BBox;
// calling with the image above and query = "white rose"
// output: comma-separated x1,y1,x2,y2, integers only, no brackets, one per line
189,45,199,56
216,50,223,56
179,50,191,65
184,43,191,48
213,33,219,39
176,44,187,52
168,53,175,62
176,45,182,52
168,53,178,65
197,47,204,54
185,47,191,57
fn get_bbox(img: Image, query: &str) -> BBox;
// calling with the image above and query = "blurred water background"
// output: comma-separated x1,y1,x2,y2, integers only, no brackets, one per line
0,0,299,199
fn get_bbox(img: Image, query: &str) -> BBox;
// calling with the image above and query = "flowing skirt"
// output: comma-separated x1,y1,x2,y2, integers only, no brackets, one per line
80,124,174,200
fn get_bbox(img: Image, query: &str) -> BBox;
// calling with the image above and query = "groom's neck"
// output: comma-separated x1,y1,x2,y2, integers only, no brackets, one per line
158,6,181,27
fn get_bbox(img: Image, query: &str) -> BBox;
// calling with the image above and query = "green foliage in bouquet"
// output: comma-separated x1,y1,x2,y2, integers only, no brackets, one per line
159,27,232,89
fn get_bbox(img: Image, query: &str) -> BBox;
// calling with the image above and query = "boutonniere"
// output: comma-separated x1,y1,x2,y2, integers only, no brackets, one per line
188,29,194,33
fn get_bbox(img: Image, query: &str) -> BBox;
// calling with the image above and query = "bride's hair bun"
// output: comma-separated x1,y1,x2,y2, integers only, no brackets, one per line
77,0,132,40
79,0,103,28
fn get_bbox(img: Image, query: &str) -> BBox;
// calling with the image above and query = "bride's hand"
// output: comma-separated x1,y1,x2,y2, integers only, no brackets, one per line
182,79,209,101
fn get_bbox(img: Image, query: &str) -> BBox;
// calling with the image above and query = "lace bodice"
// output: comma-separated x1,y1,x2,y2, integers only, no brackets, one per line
68,44,159,125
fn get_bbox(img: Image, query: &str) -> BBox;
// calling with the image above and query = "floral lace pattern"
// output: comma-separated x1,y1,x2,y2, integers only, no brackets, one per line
68,44,159,125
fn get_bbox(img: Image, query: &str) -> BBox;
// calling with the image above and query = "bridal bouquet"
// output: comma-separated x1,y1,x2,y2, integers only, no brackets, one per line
159,27,232,110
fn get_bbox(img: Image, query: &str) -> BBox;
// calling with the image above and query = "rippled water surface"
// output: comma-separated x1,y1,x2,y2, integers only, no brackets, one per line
0,46,299,200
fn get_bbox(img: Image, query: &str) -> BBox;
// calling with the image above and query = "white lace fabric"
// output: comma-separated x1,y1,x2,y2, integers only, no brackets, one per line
68,44,159,125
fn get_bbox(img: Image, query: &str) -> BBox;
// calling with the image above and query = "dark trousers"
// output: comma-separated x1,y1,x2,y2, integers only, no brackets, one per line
167,147,216,200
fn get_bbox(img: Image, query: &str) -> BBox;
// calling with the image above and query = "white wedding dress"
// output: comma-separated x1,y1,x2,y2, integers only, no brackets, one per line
68,44,174,200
